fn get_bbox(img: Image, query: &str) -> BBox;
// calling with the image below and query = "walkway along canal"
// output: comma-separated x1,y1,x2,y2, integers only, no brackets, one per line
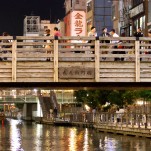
35,112,151,138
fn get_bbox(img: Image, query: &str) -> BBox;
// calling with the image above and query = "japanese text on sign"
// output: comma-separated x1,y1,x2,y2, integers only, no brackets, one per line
71,11,86,36
74,13,83,34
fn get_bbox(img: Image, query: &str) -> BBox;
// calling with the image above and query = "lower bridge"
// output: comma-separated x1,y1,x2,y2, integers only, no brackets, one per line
0,36,151,89
1,90,59,121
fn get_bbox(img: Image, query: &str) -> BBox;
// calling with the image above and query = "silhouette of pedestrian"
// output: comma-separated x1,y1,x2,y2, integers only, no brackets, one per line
53,107,58,118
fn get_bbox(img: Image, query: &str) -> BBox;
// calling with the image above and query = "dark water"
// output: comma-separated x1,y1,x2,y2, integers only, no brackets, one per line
0,119,151,151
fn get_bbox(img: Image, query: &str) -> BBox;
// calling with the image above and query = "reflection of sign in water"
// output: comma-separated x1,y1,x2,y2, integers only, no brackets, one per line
59,67,94,79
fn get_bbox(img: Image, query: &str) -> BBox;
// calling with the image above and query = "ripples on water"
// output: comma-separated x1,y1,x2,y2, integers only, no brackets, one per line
0,119,151,151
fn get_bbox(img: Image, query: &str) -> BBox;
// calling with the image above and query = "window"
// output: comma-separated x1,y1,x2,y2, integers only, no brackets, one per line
134,19,138,32
140,16,145,30
95,8,105,15
130,25,132,36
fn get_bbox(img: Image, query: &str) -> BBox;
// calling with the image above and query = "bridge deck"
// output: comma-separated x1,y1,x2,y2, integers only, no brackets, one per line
0,36,151,85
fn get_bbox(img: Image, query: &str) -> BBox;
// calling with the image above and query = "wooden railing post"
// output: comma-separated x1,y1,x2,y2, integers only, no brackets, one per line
53,37,59,82
135,40,140,82
95,37,100,82
12,40,17,82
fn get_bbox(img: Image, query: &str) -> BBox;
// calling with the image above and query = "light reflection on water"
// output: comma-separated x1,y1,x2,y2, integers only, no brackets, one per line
0,119,151,151
10,120,22,151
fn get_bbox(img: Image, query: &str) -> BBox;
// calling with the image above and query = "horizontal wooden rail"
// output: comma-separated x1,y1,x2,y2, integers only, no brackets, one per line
0,36,150,83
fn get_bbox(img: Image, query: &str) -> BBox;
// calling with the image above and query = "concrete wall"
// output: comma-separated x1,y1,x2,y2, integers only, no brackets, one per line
22,103,37,120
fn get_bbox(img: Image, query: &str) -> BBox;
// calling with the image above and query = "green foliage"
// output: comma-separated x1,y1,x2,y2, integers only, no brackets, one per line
74,90,112,108
74,89,145,108
122,90,137,105
137,90,151,101
74,90,87,103
107,90,123,107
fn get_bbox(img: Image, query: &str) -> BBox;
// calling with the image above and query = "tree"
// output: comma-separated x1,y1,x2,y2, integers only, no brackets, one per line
122,90,137,105
137,90,151,102
137,90,151,113
107,90,125,107
74,90,112,108
74,90,151,111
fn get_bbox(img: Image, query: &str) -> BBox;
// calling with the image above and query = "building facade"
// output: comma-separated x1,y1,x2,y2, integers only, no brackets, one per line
86,0,113,35
112,0,132,36
24,16,40,36
40,20,57,36
64,0,87,36
130,0,148,36
113,0,149,36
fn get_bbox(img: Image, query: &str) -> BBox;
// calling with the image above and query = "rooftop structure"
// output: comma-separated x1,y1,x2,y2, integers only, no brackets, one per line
24,16,40,36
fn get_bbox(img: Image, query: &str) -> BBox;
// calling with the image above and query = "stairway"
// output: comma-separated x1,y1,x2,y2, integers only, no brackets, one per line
39,90,59,117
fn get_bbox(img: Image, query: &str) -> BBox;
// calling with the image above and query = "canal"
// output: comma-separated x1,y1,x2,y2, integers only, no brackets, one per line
0,119,151,151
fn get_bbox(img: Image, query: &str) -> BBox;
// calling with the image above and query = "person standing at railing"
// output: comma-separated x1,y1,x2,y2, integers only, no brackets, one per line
53,107,58,118
72,35,83,53
88,26,97,48
100,27,110,61
53,27,62,51
117,33,126,61
44,29,51,47
142,114,147,128
54,27,61,38
134,27,143,38
134,27,144,61
44,29,52,61
109,29,120,61
88,26,97,60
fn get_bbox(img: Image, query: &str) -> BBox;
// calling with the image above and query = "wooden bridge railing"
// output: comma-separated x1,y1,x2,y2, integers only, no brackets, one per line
0,36,151,82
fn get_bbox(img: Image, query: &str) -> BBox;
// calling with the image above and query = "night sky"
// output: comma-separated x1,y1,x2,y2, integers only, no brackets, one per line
0,0,65,35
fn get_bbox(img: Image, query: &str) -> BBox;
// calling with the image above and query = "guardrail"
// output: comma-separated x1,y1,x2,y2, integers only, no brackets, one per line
0,36,151,82
44,112,151,128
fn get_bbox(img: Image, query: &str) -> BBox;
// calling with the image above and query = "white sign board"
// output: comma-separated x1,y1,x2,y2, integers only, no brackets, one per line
71,11,86,36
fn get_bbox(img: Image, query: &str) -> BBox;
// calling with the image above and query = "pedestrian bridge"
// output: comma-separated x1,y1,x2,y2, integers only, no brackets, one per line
0,36,151,89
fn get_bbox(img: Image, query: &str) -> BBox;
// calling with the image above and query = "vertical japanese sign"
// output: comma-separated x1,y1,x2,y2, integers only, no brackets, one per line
71,11,86,36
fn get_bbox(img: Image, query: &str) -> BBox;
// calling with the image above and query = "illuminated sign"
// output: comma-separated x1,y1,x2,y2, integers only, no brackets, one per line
71,11,86,36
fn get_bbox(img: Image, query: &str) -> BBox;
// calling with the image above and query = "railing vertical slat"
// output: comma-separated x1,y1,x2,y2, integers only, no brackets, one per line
12,40,17,82
54,39,58,82
135,40,140,82
95,39,100,82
